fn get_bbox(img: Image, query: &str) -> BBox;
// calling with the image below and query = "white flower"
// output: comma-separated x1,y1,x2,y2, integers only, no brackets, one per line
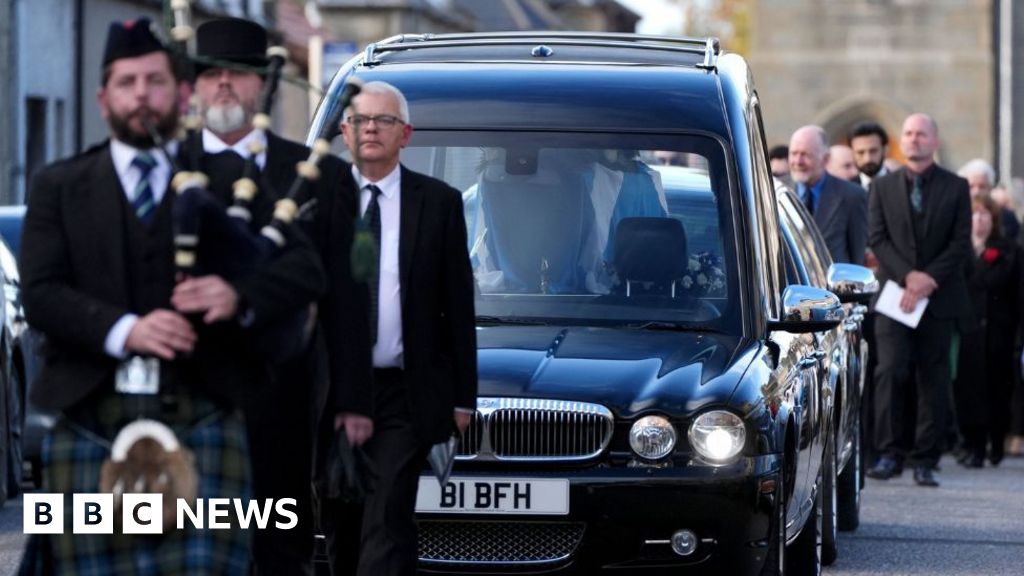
712,279,724,291
689,259,701,272
697,273,708,286
682,276,693,289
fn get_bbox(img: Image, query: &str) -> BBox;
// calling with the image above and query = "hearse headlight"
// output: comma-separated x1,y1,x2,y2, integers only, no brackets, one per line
629,415,677,460
688,411,745,463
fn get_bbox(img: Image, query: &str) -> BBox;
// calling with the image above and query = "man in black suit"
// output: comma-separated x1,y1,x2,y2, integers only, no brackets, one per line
19,18,323,573
191,18,348,575
788,125,868,264
865,113,972,487
328,81,478,576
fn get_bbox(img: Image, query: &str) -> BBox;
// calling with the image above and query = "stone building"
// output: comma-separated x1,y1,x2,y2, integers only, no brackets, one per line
748,0,1013,176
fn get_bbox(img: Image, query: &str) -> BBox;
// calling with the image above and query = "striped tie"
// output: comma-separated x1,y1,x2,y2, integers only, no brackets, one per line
131,152,157,225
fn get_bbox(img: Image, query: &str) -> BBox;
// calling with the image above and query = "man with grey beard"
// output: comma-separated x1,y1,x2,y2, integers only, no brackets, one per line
193,18,350,575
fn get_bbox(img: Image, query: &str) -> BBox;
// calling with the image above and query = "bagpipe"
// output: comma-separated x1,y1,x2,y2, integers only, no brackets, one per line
155,1,363,351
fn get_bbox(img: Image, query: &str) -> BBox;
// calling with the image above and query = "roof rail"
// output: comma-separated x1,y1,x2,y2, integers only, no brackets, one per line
360,32,722,69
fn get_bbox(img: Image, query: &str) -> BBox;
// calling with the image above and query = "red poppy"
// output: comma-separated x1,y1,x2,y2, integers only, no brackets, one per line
982,247,1000,264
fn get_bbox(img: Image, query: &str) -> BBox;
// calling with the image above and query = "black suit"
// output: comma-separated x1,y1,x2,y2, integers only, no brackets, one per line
203,131,347,575
322,165,477,576
808,174,868,264
868,165,971,468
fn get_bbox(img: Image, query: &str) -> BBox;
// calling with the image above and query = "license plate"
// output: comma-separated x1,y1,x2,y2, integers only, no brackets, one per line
416,476,569,515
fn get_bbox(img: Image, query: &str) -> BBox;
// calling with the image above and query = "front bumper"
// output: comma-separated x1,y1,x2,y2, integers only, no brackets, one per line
417,453,782,574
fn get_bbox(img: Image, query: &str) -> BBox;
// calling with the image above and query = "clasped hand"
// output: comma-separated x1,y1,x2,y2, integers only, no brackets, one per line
901,270,937,313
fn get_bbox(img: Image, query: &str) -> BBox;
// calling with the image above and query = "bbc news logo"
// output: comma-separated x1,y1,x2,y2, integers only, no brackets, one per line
24,494,298,534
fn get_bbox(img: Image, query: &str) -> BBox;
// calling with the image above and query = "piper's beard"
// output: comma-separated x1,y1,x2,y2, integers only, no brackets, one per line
204,104,249,135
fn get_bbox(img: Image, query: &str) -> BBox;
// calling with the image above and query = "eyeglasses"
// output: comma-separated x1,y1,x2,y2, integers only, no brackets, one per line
346,114,405,129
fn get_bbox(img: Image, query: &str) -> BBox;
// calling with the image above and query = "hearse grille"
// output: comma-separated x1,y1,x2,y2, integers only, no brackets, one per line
456,398,614,462
418,520,585,565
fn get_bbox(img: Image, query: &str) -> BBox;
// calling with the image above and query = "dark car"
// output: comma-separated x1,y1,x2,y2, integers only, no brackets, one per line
312,32,860,574
0,205,47,491
774,185,876,564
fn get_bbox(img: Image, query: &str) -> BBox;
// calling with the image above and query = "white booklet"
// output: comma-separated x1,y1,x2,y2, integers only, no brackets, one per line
874,279,928,328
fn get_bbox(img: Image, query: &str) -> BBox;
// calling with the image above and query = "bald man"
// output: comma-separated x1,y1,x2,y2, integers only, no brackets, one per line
866,113,971,487
788,125,868,264
827,145,860,183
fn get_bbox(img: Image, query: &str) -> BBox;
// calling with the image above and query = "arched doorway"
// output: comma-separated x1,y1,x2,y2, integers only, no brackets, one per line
815,97,909,164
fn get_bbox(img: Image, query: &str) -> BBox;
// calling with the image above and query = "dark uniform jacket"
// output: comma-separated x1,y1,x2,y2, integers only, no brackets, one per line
20,140,325,413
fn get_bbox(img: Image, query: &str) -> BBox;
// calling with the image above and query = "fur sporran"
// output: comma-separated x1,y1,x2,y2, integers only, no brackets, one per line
99,419,199,532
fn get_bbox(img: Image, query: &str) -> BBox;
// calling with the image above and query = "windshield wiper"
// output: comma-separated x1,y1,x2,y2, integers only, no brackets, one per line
475,315,549,326
627,321,723,333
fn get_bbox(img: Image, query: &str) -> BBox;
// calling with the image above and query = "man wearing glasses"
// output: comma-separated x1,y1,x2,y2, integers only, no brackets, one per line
328,81,477,576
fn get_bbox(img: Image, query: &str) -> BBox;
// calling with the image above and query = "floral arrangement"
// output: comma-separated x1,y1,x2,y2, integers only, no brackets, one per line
681,252,726,297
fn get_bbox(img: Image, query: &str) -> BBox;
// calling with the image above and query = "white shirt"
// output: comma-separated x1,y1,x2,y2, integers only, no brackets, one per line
103,138,178,358
354,164,404,368
202,128,267,170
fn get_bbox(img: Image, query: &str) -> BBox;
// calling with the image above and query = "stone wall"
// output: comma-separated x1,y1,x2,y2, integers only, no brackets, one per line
748,0,993,171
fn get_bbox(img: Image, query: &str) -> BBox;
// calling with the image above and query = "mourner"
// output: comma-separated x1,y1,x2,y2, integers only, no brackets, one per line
327,81,478,576
952,195,1023,468
192,17,346,575
866,113,972,488
18,18,323,574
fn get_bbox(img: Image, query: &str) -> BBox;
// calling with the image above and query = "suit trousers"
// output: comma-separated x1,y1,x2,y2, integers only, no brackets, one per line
356,368,429,576
873,313,953,468
248,350,325,576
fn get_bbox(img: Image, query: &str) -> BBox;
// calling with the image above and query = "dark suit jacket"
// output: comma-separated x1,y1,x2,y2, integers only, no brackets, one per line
813,174,868,264
868,165,972,319
321,165,478,444
20,140,325,412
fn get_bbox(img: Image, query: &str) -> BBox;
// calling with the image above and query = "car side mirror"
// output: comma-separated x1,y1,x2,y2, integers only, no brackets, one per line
768,285,844,333
827,263,879,304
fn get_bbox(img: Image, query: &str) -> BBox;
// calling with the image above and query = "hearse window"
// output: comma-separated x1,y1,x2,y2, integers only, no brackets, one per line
373,132,739,330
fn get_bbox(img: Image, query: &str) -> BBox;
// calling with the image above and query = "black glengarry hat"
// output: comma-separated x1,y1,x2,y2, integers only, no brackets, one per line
102,17,167,68
195,18,269,75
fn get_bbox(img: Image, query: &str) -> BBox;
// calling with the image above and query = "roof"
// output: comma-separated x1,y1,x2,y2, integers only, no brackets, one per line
313,32,736,140
352,62,728,136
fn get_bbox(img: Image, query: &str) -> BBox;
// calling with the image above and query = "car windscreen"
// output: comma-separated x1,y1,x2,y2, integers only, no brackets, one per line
352,131,739,331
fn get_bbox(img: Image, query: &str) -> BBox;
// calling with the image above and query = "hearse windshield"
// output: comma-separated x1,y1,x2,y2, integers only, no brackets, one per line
345,131,740,331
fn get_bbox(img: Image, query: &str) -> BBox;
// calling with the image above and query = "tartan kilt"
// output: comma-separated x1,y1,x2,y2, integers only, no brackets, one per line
41,392,252,576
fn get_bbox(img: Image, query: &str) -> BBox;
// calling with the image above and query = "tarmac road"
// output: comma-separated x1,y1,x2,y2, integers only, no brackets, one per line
0,454,1019,574
825,454,1024,575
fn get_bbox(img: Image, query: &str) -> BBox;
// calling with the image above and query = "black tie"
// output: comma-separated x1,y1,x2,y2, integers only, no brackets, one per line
364,184,382,344
804,185,815,215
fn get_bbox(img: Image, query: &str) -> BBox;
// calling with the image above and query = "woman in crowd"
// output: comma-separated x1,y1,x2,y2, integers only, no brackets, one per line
953,195,1023,467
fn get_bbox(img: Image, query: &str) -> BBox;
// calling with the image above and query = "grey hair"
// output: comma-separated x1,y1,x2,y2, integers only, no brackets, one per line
344,80,410,124
958,158,996,186
792,125,830,156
